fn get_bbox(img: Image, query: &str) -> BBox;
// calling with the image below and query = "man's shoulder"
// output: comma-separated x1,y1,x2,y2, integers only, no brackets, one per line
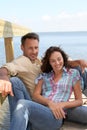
14,55,28,60
36,58,41,65
12,55,31,63
2,55,30,67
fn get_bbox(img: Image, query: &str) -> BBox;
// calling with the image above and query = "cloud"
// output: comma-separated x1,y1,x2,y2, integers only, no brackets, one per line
17,11,87,32
12,17,19,24
3,16,20,25
40,11,87,32
42,15,51,21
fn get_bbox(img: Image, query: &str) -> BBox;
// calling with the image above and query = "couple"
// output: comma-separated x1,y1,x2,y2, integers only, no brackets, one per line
0,32,87,130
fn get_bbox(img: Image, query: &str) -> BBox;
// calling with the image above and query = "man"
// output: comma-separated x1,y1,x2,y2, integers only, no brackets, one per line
0,32,41,116
0,32,87,117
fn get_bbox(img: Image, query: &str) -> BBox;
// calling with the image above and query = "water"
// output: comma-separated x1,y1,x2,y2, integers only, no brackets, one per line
38,32,87,60
0,31,87,66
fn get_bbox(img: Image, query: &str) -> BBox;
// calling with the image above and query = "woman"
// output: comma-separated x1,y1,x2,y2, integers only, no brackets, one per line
9,46,87,130
33,46,83,119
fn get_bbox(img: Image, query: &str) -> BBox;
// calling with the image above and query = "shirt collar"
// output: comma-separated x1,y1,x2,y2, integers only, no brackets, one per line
62,67,69,76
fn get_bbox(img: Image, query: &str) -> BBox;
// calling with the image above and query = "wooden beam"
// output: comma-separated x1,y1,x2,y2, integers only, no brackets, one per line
4,37,14,62
0,19,31,38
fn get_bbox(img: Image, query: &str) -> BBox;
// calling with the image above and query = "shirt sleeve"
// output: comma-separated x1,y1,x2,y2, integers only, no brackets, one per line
2,56,29,77
72,69,81,87
2,62,18,76
35,73,45,85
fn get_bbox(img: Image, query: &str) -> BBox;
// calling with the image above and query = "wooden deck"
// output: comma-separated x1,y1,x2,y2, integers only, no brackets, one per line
61,121,87,130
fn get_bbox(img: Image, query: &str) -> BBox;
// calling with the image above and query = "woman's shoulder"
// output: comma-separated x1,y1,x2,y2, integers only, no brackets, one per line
35,72,52,84
67,68,80,76
41,71,53,78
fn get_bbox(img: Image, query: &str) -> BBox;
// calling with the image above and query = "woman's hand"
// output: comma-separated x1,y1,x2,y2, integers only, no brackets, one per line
48,101,66,119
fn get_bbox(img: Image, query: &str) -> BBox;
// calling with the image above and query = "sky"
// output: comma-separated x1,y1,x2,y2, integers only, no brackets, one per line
0,0,87,32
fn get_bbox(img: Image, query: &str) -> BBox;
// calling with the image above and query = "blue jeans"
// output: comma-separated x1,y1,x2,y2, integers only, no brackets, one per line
9,100,63,130
8,77,31,118
75,66,87,96
9,99,87,130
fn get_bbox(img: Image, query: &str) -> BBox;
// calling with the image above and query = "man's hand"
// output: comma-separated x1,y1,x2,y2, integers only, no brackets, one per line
0,80,14,97
79,60,87,73
68,59,87,73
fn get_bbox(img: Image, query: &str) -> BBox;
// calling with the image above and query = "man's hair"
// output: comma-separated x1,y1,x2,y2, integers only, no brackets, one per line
21,32,39,45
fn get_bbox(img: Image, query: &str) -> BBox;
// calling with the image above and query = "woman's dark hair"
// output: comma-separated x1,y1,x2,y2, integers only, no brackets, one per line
21,32,39,45
41,46,69,73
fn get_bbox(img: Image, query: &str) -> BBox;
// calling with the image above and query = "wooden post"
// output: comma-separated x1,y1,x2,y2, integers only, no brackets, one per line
0,19,31,63
4,37,14,62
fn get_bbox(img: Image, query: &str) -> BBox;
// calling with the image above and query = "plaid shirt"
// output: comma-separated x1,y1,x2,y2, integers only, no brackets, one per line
35,68,83,102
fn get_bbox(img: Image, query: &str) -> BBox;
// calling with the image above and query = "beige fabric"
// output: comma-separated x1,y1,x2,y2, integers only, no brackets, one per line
3,55,41,96
0,97,10,130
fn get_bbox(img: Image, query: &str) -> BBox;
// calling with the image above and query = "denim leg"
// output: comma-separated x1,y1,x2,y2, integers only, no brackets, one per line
66,106,87,124
8,77,31,119
9,99,63,130
82,70,87,96
9,100,30,130
75,66,87,96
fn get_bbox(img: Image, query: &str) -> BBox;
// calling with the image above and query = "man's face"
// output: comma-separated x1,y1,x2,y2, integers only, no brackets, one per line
21,38,39,62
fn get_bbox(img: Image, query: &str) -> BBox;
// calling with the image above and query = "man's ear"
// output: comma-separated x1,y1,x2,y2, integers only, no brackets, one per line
21,44,24,51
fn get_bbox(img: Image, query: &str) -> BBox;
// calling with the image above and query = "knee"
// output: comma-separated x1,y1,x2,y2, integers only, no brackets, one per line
16,100,34,112
16,99,27,110
10,77,25,90
10,77,22,84
17,99,27,106
14,99,29,121
16,99,31,109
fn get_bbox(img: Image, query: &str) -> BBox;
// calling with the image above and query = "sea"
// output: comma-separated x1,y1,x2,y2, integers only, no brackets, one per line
0,31,87,67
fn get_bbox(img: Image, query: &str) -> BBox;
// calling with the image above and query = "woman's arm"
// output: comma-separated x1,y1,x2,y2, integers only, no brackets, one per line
59,80,83,109
33,79,50,106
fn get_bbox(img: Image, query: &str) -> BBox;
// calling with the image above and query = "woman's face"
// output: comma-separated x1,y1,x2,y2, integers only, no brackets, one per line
49,51,64,72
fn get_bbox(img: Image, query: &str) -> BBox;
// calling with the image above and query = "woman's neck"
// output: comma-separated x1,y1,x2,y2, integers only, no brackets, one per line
53,70,63,82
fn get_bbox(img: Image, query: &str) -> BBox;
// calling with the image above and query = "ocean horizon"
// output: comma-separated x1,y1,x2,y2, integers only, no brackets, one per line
0,31,87,66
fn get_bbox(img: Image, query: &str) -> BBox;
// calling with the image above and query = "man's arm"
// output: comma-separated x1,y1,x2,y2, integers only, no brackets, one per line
68,59,87,72
0,67,9,81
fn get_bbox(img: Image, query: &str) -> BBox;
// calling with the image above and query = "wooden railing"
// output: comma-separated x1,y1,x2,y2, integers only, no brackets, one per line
0,19,31,62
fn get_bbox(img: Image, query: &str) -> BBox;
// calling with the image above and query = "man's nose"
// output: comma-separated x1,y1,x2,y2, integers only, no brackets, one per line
32,49,36,53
